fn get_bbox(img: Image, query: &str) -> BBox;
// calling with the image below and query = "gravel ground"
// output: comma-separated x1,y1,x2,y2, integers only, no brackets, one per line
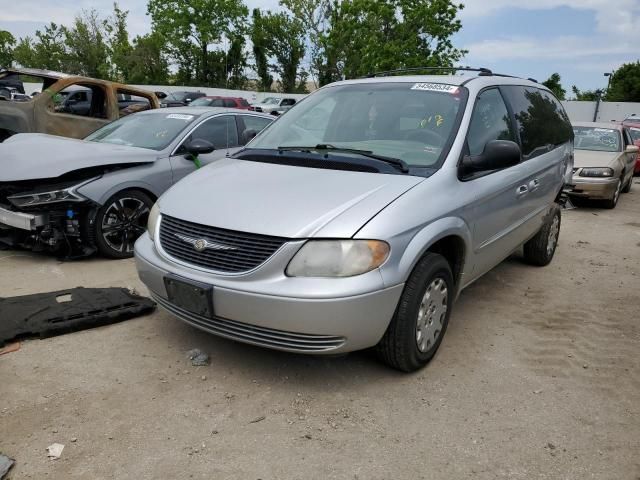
1,183,639,480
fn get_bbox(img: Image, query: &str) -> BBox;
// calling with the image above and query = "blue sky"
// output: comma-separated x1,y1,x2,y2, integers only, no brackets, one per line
1,0,638,92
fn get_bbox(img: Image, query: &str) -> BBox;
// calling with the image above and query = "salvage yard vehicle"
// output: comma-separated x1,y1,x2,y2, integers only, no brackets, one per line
568,122,637,208
189,96,252,110
135,68,573,372
621,122,640,174
0,67,160,142
250,96,297,114
0,108,274,258
160,91,206,107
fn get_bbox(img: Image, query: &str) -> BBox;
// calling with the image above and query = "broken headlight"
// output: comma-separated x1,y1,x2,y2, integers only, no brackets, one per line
579,167,614,178
8,183,88,208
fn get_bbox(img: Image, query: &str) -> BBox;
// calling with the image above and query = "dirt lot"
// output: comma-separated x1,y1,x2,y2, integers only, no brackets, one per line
1,184,639,480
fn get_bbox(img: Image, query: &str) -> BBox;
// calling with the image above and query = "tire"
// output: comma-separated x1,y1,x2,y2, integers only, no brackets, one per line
523,205,561,266
621,173,632,193
94,190,154,259
603,178,622,209
376,252,454,372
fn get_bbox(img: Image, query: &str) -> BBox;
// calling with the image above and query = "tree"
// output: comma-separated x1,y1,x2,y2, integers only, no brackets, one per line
605,62,640,102
282,0,466,86
225,34,249,89
13,24,67,71
126,32,169,84
542,73,566,100
147,0,248,87
63,10,111,78
571,85,599,101
0,31,16,68
106,3,132,82
251,9,273,91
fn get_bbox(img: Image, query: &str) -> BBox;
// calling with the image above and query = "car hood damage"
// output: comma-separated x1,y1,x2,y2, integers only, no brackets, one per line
0,134,158,181
159,158,423,238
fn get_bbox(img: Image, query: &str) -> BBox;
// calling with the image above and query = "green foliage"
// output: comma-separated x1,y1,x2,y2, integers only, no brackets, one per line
542,73,566,100
605,62,640,102
13,24,67,71
282,0,466,86
147,0,248,87
0,31,16,68
63,9,111,79
251,9,274,91
126,32,169,84
106,3,132,82
571,85,600,101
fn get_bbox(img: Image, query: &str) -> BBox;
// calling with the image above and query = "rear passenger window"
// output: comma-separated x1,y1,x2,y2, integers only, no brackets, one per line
502,86,573,158
223,99,236,108
467,89,515,156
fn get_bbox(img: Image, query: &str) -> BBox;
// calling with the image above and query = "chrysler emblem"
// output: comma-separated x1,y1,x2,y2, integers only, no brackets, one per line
193,239,207,252
174,233,238,252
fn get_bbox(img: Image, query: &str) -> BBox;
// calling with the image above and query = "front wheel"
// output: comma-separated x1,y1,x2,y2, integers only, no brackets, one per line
94,190,154,259
621,174,632,193
376,253,454,372
604,178,622,209
523,205,561,266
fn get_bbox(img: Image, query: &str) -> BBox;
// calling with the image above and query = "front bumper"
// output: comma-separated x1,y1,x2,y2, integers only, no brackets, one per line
134,234,404,354
0,206,47,231
567,176,618,200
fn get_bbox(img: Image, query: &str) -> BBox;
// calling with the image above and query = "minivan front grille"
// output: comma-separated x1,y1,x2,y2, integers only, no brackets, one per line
159,215,287,273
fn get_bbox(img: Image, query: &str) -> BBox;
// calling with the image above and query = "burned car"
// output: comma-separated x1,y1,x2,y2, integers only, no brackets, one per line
0,108,274,258
0,68,160,142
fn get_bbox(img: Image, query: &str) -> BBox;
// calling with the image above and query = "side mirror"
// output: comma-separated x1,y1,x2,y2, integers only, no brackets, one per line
184,139,215,156
625,145,639,154
461,140,521,176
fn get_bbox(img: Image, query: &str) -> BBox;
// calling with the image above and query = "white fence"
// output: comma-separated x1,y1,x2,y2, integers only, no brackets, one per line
561,101,640,123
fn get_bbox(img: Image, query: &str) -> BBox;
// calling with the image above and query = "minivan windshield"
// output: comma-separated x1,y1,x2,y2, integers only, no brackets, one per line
85,111,197,150
248,82,466,170
573,126,621,152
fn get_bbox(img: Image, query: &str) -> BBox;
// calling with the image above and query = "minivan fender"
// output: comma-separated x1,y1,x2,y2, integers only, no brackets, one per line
390,216,472,290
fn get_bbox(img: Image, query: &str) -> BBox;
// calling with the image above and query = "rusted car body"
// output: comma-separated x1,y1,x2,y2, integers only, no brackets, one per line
0,68,160,142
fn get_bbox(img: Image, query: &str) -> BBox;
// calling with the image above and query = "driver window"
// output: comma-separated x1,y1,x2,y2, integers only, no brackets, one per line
186,115,238,150
467,89,515,156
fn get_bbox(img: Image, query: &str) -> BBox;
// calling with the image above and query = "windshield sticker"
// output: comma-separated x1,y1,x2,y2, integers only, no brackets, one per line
166,114,194,121
411,83,458,93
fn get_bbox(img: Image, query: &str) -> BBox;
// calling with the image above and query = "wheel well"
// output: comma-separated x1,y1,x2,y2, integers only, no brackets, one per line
121,187,158,203
426,236,465,286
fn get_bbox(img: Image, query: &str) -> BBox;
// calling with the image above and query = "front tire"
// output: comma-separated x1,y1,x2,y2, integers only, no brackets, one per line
523,205,561,266
95,190,153,259
621,174,632,193
376,253,454,372
604,178,622,209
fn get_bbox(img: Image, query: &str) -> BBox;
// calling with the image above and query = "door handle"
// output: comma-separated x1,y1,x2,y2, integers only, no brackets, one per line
517,185,529,196
529,179,540,191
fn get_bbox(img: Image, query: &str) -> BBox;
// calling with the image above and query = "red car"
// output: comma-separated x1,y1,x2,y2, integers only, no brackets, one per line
622,116,640,174
188,96,252,110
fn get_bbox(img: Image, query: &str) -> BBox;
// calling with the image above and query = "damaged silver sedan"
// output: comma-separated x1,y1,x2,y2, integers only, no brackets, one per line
0,107,273,258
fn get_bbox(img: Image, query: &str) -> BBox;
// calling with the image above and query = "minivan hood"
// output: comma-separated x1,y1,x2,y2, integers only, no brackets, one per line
574,149,619,168
0,134,158,181
159,159,423,238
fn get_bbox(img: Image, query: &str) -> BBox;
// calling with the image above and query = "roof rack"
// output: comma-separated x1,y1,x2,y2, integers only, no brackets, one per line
363,66,494,78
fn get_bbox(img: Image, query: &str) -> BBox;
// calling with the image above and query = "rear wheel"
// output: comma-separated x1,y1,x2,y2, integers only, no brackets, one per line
523,205,561,266
376,253,453,372
95,190,153,259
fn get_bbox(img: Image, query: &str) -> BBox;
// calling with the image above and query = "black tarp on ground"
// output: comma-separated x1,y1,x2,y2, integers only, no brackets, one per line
0,287,155,346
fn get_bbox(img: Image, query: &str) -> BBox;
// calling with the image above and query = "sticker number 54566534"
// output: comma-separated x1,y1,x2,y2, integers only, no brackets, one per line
411,83,459,93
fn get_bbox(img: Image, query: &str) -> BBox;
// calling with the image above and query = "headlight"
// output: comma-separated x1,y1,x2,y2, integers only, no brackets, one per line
286,240,390,277
147,202,161,240
8,183,88,207
579,167,614,177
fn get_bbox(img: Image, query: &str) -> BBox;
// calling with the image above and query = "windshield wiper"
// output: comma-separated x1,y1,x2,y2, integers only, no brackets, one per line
277,144,409,173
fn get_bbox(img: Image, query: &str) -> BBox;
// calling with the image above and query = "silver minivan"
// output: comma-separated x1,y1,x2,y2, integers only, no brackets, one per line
135,71,573,371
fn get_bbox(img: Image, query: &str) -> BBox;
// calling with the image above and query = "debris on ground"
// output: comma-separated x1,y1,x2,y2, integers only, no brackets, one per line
249,416,266,424
0,454,14,479
186,349,210,366
0,342,20,356
46,443,64,459
0,287,156,347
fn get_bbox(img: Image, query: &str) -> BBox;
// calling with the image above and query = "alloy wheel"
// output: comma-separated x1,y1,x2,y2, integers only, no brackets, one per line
101,197,150,254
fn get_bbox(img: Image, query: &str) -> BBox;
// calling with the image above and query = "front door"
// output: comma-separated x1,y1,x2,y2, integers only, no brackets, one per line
169,115,240,183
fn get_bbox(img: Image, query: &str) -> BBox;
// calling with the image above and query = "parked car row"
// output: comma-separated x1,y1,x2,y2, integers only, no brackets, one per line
1,67,634,372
